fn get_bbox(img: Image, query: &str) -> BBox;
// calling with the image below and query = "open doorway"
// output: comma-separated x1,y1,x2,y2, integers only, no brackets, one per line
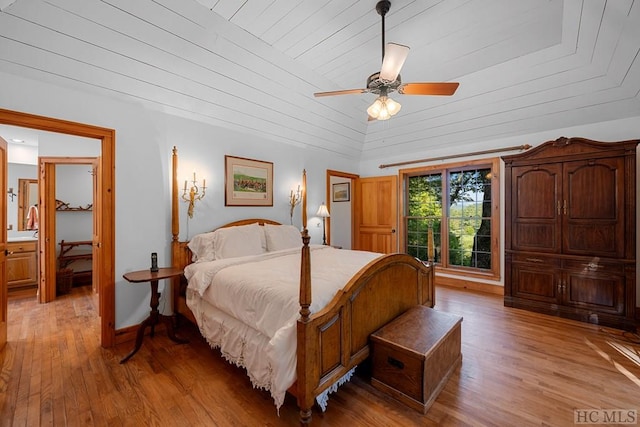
325,170,358,249
0,108,115,348
39,159,97,301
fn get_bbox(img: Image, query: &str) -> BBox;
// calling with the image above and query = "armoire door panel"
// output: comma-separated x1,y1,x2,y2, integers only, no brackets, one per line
511,165,561,253
565,163,618,219
511,264,559,304
563,158,624,257
514,223,556,250
564,224,618,256
513,166,560,218
564,273,624,315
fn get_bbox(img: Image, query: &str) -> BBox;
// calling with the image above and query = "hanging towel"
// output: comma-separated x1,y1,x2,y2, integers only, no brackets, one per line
26,205,38,230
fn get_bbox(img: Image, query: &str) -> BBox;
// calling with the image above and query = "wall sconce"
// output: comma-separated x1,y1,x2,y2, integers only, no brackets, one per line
289,185,301,225
316,203,330,245
7,187,15,202
182,172,206,218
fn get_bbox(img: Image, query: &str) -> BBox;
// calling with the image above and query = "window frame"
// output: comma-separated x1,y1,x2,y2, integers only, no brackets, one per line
399,157,501,281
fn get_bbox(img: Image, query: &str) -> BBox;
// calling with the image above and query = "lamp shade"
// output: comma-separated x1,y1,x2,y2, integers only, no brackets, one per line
379,43,410,82
316,203,330,218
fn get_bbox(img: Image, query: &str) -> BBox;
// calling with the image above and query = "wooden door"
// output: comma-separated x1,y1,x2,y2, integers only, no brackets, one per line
562,157,625,258
510,164,562,253
354,175,398,253
38,161,56,303
0,136,7,349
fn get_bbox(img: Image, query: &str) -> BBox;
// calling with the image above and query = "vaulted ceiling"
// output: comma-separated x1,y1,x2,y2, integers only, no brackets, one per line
1,0,639,162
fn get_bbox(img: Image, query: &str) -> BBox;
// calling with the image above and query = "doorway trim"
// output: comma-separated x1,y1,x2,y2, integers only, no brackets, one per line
0,108,115,348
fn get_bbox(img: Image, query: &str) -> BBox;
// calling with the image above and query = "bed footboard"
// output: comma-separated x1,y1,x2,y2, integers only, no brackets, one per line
295,253,434,423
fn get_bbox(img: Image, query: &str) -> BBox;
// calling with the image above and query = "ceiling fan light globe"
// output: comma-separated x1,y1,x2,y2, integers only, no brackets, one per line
377,99,391,120
367,97,384,117
386,97,401,116
377,109,391,120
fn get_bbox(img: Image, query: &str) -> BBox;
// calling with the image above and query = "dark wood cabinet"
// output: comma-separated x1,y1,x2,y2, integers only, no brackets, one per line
504,137,638,330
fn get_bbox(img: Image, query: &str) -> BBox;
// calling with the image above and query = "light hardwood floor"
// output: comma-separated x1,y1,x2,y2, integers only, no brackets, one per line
1,285,638,426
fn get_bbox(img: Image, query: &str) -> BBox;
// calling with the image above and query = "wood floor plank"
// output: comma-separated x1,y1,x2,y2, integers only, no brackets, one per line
0,285,638,426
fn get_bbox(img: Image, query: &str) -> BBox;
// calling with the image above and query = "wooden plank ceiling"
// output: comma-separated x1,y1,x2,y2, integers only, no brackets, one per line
0,0,639,161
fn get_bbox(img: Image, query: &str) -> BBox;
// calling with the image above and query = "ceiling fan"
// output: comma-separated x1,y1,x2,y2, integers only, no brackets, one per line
313,0,459,121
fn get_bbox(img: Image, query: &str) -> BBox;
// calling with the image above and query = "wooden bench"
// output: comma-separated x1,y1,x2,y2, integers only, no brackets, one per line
370,305,463,413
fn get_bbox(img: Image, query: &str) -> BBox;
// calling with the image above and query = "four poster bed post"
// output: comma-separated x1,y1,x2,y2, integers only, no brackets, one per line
170,148,435,424
297,170,314,423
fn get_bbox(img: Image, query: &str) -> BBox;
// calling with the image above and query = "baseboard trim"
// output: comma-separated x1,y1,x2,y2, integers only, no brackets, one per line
114,323,167,345
115,324,139,345
436,275,504,295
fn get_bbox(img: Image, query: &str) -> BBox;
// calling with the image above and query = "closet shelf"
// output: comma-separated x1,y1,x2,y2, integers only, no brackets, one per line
58,240,93,269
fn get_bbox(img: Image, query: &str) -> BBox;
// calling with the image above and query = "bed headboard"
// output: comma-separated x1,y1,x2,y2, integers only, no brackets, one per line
216,218,281,228
171,218,282,272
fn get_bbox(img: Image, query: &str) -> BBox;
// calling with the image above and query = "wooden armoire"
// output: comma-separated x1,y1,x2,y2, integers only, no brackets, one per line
503,137,638,331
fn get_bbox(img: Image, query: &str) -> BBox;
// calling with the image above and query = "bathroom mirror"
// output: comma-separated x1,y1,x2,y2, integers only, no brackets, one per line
18,178,38,231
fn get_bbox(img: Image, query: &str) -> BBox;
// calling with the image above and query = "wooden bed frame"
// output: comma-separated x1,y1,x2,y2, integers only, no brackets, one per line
169,147,435,424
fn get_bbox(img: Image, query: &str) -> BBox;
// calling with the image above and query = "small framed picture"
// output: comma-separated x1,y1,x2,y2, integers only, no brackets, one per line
332,182,350,202
225,155,274,206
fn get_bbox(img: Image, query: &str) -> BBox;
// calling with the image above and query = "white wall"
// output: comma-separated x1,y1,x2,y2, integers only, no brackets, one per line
56,164,93,243
7,144,37,165
0,71,358,328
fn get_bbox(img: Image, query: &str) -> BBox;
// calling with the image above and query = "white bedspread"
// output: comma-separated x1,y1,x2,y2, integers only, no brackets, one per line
184,245,381,409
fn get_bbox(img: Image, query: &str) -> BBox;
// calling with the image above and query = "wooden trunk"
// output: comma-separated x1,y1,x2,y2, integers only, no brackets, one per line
370,305,462,413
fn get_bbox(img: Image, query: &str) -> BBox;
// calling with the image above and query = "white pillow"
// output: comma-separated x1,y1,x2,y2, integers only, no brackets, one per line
187,231,217,263
213,223,266,259
264,224,302,251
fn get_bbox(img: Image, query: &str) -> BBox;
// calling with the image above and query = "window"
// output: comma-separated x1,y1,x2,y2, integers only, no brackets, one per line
401,158,500,280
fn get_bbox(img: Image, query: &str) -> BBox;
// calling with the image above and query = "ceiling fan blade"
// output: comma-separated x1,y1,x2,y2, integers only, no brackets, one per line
314,88,367,97
379,43,410,81
398,82,460,96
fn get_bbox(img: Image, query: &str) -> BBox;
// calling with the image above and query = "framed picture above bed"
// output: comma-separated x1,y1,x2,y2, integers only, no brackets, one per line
332,182,350,202
225,155,274,206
